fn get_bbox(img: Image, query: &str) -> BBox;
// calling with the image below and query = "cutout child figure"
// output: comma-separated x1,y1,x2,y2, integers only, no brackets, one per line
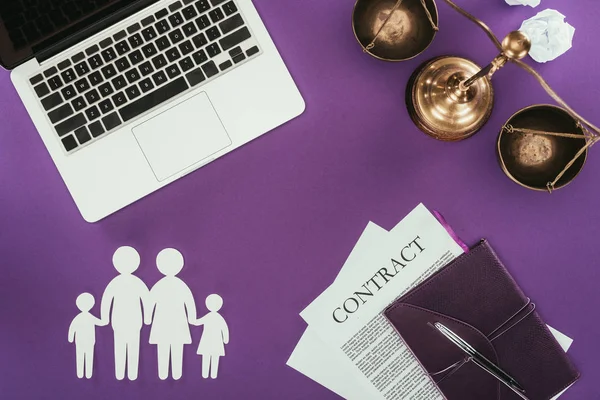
147,248,197,380
192,294,229,379
100,246,150,381
68,293,105,379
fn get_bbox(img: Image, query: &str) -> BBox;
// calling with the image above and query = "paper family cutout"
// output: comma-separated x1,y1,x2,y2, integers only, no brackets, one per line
68,246,229,381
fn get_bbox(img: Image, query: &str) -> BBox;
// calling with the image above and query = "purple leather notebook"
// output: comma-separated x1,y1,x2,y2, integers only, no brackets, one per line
383,240,579,400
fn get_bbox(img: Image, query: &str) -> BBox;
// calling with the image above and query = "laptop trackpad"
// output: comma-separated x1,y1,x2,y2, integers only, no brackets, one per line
132,92,232,182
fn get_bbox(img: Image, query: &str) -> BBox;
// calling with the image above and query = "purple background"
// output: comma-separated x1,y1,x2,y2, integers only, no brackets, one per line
1,0,599,398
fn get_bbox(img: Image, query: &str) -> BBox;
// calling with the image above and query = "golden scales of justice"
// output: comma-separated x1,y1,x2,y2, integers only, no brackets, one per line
352,0,599,192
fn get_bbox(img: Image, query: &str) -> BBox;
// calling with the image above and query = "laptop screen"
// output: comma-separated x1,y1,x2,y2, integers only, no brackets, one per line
0,0,145,69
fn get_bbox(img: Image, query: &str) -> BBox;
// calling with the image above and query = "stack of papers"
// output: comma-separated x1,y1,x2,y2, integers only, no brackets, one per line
287,204,574,399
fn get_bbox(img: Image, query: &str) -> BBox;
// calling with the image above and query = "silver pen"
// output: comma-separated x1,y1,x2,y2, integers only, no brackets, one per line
433,322,530,400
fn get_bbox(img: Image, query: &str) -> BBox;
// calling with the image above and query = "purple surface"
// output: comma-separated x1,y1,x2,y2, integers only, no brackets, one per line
0,0,599,399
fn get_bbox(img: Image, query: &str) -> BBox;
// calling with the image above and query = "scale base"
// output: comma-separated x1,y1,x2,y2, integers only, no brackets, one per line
406,56,495,141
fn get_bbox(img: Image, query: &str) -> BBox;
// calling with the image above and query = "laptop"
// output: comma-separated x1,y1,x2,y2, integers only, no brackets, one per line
3,0,305,222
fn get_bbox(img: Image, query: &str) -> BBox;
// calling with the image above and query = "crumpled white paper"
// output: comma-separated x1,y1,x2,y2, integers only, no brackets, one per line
505,0,540,8
519,9,575,63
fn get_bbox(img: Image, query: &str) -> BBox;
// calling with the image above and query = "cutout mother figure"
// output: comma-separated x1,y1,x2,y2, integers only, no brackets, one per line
147,248,197,380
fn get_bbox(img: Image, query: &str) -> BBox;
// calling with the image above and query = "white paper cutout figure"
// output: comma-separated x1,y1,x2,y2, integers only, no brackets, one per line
147,248,197,380
192,294,229,379
68,293,105,379
100,246,150,381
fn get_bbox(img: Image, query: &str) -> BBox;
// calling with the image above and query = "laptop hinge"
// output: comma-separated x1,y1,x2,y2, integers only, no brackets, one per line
35,0,159,65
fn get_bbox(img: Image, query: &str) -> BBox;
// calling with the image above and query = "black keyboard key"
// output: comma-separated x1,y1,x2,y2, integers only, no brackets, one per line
141,15,156,27
223,1,237,15
192,49,208,64
86,45,99,56
89,54,103,69
179,40,194,55
182,5,197,20
61,85,77,100
112,92,128,107
169,1,183,11
99,82,114,97
182,21,198,37
48,76,63,90
166,47,182,62
72,96,86,111
99,99,114,113
229,46,242,57
142,26,157,41
99,38,113,48
74,126,91,144
220,14,243,35
112,76,128,90
195,15,211,30
201,61,219,78
209,8,224,23
102,112,122,131
72,52,85,63
139,61,154,76
139,78,154,93
56,113,86,136
89,71,103,86
142,43,158,58
41,92,63,110
179,57,194,72
156,19,171,34
125,85,141,100
156,36,171,51
169,29,184,44
152,54,168,69
192,32,207,48
127,23,141,34
210,0,227,6
48,103,73,123
152,70,168,86
120,77,188,122
186,67,206,86
61,134,78,151
206,43,221,57
169,12,184,27
34,82,50,98
89,121,105,137
183,0,195,4
113,30,127,41
219,60,232,71
58,59,72,70
220,27,251,51
246,45,259,57
166,64,182,78
75,78,90,93
196,0,211,12
44,66,58,77
30,74,43,85
75,61,90,76
85,89,100,104
128,33,143,48
232,52,246,63
101,48,117,63
85,105,101,121
128,50,144,65
115,40,131,55
126,69,141,83
155,8,168,19
101,65,117,80
61,68,76,83
206,26,221,41
115,57,131,72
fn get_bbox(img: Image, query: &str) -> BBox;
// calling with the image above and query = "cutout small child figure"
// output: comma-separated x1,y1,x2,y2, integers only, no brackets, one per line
68,293,105,379
192,294,229,379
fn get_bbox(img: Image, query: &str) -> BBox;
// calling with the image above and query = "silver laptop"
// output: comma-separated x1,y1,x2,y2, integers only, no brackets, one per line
4,0,304,222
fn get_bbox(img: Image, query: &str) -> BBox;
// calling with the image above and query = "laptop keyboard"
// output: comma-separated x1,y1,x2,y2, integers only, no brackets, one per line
28,0,261,153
